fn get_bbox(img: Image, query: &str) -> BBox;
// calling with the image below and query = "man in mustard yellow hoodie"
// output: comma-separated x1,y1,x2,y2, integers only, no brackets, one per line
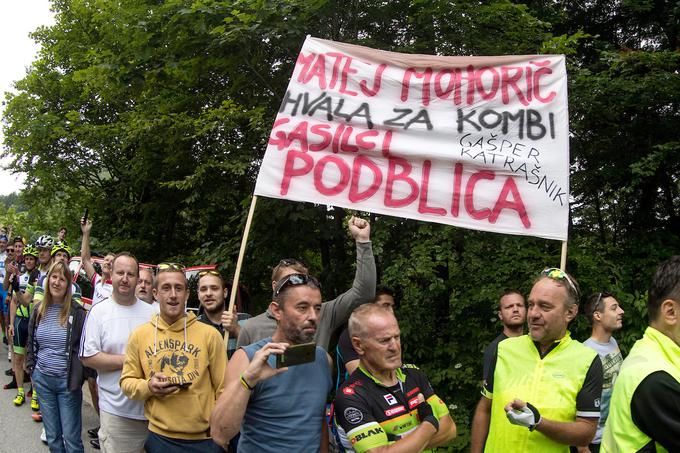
120,263,226,453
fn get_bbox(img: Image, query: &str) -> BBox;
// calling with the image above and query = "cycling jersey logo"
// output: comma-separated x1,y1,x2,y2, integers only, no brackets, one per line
384,405,405,416
343,407,363,424
408,397,420,409
406,386,421,397
383,394,397,405
343,387,355,395
351,427,384,444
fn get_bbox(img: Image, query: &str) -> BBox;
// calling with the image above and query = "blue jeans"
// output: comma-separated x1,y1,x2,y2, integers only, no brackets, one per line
32,368,84,453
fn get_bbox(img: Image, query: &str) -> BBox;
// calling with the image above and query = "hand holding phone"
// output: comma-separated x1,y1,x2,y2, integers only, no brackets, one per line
167,381,192,390
148,372,179,396
276,342,316,368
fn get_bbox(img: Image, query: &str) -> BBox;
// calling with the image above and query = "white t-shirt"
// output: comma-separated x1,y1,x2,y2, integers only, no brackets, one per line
80,296,156,419
583,337,623,444
91,273,113,306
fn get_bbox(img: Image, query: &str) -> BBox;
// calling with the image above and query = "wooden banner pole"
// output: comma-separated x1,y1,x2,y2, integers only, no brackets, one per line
559,240,568,271
224,195,259,350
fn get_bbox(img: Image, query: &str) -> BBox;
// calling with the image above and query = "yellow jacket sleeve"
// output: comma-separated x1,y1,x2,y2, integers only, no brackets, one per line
119,329,153,401
208,329,226,399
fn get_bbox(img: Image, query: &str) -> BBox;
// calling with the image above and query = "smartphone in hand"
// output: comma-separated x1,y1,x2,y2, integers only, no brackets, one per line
276,342,316,368
167,381,192,390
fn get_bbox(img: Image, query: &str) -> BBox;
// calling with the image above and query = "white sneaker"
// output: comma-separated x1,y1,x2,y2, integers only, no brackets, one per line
40,428,47,444
8,350,11,361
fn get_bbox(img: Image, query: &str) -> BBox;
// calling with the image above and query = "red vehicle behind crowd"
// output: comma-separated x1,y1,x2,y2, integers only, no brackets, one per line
69,257,217,311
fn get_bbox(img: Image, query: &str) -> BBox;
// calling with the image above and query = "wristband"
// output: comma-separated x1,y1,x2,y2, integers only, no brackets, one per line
239,373,255,391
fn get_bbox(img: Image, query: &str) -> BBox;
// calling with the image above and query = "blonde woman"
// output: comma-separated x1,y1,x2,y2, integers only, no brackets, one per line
26,261,86,453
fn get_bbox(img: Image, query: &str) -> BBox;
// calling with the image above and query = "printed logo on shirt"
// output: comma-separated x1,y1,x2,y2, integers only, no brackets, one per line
351,427,384,445
344,407,364,424
594,398,601,408
145,340,202,384
343,387,355,395
408,397,420,409
383,394,397,405
384,405,405,417
406,386,421,397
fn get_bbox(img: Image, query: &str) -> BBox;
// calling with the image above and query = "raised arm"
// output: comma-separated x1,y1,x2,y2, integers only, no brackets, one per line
80,218,96,281
322,216,376,331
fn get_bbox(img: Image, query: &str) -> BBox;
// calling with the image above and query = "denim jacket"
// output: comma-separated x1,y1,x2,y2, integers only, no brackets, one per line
26,301,86,392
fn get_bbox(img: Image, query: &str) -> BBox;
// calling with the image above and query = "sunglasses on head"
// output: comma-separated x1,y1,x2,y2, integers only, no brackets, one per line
198,270,221,278
277,258,306,268
274,273,321,297
594,292,613,308
157,262,186,271
541,268,579,298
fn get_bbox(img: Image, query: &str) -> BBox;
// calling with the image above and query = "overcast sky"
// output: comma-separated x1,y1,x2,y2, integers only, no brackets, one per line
0,1,55,195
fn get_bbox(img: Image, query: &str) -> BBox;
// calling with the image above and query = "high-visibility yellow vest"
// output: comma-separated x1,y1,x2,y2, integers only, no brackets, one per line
485,332,597,453
601,327,680,453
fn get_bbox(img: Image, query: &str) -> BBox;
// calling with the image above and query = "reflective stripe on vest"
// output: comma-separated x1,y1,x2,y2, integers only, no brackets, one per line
601,327,680,453
485,332,597,453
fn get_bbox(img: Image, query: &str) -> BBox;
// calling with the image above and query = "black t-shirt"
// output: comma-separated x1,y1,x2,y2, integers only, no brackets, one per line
482,336,603,417
338,327,359,365
630,370,680,451
335,327,360,391
482,332,507,380
197,313,225,337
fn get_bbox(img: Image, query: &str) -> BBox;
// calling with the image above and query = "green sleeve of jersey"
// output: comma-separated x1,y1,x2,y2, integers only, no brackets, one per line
71,283,82,306
427,394,449,420
25,284,35,297
33,284,44,302
348,422,389,453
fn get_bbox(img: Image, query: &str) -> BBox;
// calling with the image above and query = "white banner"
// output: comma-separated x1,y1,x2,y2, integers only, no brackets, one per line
255,37,570,241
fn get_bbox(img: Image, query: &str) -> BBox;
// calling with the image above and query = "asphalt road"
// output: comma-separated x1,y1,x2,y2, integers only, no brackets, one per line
0,342,99,453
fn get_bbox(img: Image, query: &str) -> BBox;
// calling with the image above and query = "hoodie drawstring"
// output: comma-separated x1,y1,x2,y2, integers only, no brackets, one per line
153,314,158,355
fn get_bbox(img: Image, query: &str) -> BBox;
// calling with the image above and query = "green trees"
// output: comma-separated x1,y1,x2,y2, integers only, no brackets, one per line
2,1,678,450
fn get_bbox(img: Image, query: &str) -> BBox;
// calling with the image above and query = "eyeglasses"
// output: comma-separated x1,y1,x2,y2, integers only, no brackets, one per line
7,248,14,253
541,268,579,298
157,262,186,271
274,273,321,297
198,270,221,278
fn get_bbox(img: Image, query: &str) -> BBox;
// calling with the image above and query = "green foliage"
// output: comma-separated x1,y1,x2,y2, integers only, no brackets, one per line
1,1,679,451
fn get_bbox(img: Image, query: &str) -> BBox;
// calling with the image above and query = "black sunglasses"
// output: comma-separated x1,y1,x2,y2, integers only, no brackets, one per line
274,273,321,297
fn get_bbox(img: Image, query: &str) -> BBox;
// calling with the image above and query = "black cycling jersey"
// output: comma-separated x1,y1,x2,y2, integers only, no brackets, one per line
334,364,449,453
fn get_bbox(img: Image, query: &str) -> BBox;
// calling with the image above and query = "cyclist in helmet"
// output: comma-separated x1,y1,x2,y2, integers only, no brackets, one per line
51,242,74,265
35,235,53,275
